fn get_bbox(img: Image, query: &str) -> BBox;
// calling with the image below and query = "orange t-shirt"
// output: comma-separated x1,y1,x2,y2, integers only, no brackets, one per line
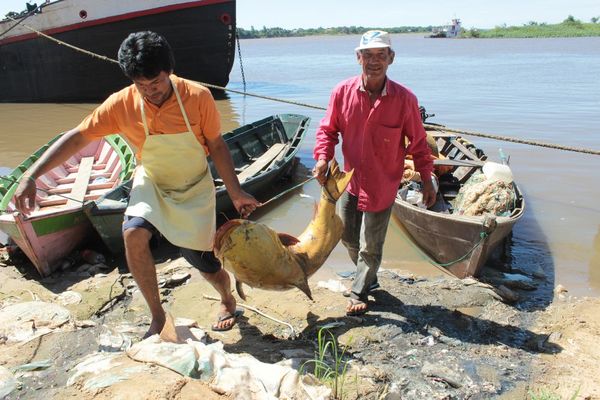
77,75,220,161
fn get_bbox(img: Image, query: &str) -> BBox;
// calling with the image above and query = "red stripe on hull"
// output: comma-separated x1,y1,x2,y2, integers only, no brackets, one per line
0,0,233,46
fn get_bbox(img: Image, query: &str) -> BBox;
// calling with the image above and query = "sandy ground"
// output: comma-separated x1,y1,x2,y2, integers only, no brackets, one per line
528,297,600,400
1,242,600,399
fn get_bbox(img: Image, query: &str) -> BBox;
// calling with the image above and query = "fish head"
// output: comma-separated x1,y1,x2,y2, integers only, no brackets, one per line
213,218,311,298
213,218,245,255
323,159,354,201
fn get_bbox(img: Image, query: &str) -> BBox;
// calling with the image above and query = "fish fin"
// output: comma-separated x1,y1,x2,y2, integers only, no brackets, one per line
235,279,247,301
294,278,313,300
277,232,300,246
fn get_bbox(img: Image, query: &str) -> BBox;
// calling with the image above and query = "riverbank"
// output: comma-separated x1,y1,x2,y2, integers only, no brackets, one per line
237,19,600,40
464,18,600,38
1,241,599,399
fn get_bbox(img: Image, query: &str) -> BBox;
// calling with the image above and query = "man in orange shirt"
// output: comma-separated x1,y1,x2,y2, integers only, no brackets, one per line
14,31,260,336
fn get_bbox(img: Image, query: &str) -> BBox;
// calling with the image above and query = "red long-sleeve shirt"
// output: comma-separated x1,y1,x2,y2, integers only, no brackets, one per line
314,76,433,212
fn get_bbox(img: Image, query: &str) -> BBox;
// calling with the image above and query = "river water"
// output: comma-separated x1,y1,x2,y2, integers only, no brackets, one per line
1,34,599,297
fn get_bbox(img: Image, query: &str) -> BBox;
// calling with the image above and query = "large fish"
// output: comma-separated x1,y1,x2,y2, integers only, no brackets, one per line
213,159,353,300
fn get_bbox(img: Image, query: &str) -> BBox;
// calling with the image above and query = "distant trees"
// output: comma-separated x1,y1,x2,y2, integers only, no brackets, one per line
236,25,430,39
236,17,600,40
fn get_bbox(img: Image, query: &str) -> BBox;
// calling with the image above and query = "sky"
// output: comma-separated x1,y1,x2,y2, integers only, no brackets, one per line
1,0,599,29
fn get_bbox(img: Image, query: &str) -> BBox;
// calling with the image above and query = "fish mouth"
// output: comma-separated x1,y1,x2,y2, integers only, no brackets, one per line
214,219,244,252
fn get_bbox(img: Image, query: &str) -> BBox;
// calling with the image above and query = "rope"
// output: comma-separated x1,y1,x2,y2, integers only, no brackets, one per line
424,124,600,156
6,15,600,156
436,232,488,267
0,3,42,39
395,216,489,279
235,32,246,93
5,15,120,64
259,176,316,208
0,175,85,213
203,294,298,338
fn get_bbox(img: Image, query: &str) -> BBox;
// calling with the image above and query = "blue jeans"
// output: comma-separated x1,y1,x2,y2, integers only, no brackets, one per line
339,192,392,301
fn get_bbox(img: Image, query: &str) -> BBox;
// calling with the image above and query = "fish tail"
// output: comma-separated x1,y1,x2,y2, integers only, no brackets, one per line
324,159,354,201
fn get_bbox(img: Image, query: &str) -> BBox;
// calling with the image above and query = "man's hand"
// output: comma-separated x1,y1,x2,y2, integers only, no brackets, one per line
421,178,437,208
14,175,37,215
232,190,261,218
312,159,328,185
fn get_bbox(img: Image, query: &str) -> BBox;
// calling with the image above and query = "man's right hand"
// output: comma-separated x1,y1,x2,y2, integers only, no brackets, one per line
14,175,37,214
312,159,328,185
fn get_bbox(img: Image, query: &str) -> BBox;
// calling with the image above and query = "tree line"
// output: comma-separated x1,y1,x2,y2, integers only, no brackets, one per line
237,25,431,39
463,15,600,38
237,16,600,39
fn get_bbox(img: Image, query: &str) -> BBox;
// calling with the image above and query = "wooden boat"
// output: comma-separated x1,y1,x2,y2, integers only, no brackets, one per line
0,134,135,276
84,113,310,255
393,126,525,278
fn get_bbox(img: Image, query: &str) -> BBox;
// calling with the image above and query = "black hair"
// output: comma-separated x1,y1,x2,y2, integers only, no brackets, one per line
117,31,175,80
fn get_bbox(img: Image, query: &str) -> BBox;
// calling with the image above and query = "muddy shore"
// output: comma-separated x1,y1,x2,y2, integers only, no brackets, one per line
1,241,599,400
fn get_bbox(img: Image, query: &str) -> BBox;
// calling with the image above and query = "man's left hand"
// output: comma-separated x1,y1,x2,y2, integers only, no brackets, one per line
232,190,261,218
421,178,437,208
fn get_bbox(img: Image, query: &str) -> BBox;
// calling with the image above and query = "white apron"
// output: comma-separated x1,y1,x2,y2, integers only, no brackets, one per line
125,80,216,250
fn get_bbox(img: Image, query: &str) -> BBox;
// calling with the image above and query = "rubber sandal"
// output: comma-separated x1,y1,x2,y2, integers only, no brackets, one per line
211,308,244,332
346,298,368,316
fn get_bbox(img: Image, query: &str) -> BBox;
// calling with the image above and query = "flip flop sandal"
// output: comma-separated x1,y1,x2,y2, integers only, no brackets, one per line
346,298,368,316
211,308,244,332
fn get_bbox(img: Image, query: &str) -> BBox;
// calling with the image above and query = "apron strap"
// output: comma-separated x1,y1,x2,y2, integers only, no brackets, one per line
140,96,150,137
172,80,193,133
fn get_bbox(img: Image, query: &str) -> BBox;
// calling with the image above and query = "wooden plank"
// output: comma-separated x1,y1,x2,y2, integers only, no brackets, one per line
66,156,94,207
427,131,457,138
237,143,286,183
434,158,484,167
266,143,290,170
449,138,479,161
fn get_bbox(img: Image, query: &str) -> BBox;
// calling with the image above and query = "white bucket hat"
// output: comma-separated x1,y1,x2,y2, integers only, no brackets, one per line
355,30,392,51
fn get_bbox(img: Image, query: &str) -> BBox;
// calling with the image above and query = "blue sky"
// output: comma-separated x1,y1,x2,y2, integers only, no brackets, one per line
1,0,599,29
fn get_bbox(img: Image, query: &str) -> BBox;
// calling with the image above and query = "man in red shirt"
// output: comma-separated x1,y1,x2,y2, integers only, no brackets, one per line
313,30,435,316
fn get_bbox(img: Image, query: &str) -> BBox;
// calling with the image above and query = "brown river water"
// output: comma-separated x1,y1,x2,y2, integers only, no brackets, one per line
1,34,599,297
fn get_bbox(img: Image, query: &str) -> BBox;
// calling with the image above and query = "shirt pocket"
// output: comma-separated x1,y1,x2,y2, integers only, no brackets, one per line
373,125,404,164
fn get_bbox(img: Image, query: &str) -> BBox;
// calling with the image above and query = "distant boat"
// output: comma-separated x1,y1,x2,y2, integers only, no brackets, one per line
428,18,462,38
393,125,525,279
0,134,135,276
84,114,310,255
0,0,236,102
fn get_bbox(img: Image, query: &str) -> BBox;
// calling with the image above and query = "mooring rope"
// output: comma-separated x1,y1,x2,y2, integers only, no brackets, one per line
5,15,120,64
6,15,600,156
423,124,600,156
235,32,246,93
0,3,43,39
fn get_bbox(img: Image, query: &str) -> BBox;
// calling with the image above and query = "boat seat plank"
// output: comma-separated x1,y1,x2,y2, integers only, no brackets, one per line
434,159,484,167
56,172,110,185
427,131,457,138
66,156,94,207
237,143,286,183
449,138,480,161
66,164,106,173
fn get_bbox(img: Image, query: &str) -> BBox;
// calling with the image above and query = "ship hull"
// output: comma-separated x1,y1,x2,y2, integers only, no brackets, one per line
0,0,235,102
